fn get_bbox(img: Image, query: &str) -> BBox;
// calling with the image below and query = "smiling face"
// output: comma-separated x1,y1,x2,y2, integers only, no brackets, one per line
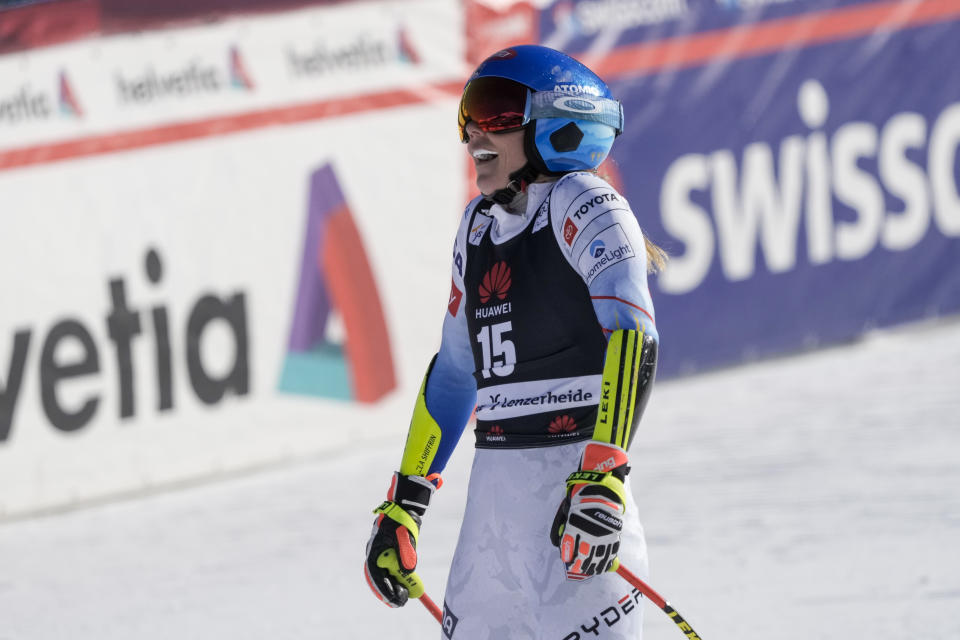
464,122,528,196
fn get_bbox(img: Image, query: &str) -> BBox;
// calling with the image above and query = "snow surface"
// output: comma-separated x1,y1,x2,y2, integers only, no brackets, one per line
1,318,958,640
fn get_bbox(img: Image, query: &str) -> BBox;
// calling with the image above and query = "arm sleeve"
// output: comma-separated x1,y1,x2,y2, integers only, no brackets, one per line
550,172,658,342
550,173,659,451
420,312,476,475
398,202,478,478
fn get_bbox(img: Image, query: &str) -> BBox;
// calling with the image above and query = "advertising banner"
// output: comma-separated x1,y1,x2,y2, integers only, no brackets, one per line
526,0,960,376
0,0,466,518
4,0,958,517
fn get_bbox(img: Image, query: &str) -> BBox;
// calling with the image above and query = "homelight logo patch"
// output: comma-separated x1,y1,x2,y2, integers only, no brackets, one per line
278,163,396,403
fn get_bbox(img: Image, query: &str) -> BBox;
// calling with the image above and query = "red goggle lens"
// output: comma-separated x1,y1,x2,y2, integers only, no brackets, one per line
458,77,529,142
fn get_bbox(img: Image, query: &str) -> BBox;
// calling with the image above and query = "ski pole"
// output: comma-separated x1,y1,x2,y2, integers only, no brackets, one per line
419,593,443,623
615,562,703,639
418,563,701,638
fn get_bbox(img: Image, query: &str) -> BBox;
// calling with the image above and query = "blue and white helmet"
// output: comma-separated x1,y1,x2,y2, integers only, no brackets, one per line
460,45,624,175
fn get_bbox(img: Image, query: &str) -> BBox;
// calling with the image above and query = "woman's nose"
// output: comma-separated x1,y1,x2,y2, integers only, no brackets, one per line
464,120,485,143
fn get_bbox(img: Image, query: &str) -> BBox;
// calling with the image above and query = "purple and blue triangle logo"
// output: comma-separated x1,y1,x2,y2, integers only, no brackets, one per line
58,71,83,117
229,46,255,90
279,163,396,403
397,27,421,64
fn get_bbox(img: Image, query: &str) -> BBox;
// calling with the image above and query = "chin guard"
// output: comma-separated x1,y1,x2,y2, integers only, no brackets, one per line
489,162,541,206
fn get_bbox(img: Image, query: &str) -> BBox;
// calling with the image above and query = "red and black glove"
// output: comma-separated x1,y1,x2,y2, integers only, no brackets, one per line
550,441,630,580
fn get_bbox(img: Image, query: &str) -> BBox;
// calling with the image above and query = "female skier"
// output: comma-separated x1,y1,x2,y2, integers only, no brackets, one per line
364,44,665,639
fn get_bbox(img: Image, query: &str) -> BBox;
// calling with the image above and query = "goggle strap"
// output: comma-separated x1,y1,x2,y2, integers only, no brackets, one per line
528,91,624,134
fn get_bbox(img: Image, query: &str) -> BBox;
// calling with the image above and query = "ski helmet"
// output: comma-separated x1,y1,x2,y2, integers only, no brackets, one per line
458,45,623,176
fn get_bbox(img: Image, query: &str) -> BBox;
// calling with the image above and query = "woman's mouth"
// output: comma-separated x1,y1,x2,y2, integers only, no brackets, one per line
472,149,498,164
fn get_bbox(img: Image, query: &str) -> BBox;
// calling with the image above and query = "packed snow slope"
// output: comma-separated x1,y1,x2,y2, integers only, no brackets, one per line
0,318,957,639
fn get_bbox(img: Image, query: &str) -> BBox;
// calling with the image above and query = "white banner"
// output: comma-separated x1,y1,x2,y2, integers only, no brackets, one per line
0,0,469,519
0,0,466,150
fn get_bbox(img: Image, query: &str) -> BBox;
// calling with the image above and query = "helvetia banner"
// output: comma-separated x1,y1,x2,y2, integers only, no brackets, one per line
0,0,465,518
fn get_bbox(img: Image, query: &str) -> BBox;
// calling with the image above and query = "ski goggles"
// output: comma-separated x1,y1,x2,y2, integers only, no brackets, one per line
458,76,624,143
